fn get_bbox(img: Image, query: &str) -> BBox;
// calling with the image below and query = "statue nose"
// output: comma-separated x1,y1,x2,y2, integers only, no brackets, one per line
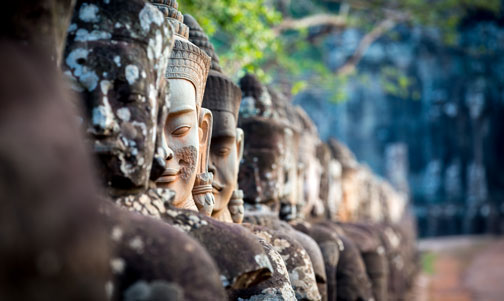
208,161,216,175
159,131,174,161
165,147,174,161
91,100,118,136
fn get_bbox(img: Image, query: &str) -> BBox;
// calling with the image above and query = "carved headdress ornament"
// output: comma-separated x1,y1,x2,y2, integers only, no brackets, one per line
183,14,242,122
149,0,210,108
238,74,291,154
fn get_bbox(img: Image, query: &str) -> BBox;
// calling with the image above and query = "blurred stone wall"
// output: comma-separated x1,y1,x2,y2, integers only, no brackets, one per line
294,9,504,237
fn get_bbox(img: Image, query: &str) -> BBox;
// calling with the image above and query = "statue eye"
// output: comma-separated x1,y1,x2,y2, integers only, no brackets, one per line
122,93,142,103
216,147,230,156
172,125,190,136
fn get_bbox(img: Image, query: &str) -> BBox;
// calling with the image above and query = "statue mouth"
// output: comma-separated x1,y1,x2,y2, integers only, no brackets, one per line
212,182,223,193
158,168,180,184
93,139,126,155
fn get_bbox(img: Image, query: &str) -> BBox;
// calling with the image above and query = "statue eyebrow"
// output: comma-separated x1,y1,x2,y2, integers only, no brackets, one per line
211,135,236,141
168,105,194,116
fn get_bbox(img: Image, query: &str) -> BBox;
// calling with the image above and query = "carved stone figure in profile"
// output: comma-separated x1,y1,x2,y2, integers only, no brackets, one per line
145,2,278,297
238,74,324,301
326,139,397,301
149,1,215,216
183,14,245,223
63,0,228,299
183,14,302,300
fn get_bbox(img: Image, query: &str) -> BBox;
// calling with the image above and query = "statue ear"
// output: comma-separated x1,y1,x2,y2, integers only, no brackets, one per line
198,108,213,173
193,108,215,216
236,128,244,162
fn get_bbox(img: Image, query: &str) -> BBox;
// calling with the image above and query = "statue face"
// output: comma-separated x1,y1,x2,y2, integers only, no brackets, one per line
326,159,343,220
239,148,284,212
65,40,162,190
298,135,322,218
156,79,200,208
208,111,242,213
279,128,299,221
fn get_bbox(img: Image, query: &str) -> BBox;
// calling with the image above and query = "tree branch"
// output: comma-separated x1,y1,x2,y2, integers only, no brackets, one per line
273,14,347,35
334,13,408,76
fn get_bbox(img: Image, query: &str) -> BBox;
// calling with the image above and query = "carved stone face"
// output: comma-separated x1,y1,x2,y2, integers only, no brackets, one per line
66,41,162,190
326,159,343,221
239,149,284,210
156,79,200,209
208,111,242,217
339,167,362,221
239,121,285,212
64,1,170,192
279,128,299,221
298,134,323,218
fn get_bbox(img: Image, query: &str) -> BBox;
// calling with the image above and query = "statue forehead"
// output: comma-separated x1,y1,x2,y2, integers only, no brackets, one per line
167,79,197,109
67,41,148,69
212,111,236,138
69,1,168,44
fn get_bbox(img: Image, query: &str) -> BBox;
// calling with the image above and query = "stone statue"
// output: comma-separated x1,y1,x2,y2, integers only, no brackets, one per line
0,1,109,299
326,138,405,301
183,15,304,300
285,106,385,301
294,106,325,220
229,189,245,224
63,0,228,299
239,74,324,301
183,16,245,223
316,143,344,222
145,2,280,297
150,1,215,216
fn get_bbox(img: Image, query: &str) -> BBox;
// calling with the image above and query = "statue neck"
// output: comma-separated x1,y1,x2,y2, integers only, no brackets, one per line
178,197,199,212
212,207,233,223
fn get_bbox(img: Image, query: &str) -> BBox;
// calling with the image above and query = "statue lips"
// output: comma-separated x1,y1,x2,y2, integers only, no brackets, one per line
212,182,223,194
158,168,180,184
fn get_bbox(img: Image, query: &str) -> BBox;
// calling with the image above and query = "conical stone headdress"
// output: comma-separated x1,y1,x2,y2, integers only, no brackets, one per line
149,0,210,108
183,14,241,122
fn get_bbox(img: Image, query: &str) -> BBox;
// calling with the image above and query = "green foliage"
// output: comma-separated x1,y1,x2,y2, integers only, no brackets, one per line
178,0,281,77
380,67,419,100
421,251,436,275
177,0,500,100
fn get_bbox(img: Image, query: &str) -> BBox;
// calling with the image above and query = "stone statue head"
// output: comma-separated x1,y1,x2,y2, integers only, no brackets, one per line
184,15,244,222
265,87,300,221
238,74,287,213
150,2,213,213
326,138,361,221
315,143,332,220
325,156,343,222
294,107,323,219
63,0,173,195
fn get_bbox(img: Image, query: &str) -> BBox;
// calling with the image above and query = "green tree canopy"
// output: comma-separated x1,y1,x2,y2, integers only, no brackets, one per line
178,0,501,96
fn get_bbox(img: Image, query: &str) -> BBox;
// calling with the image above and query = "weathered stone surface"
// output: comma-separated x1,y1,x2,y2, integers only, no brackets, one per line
338,222,389,301
64,1,228,299
0,2,110,299
162,208,273,292
245,214,322,301
101,202,226,300
227,232,296,301
0,41,110,301
243,222,321,301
